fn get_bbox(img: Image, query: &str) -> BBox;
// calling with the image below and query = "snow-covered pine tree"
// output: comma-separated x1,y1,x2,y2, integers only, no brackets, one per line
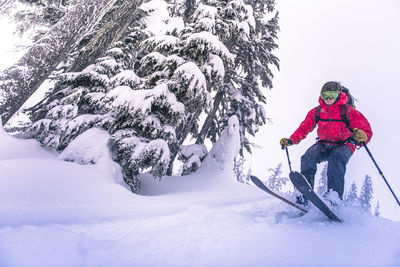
24,7,160,192
24,0,221,190
233,156,249,183
359,175,374,213
168,0,279,172
195,0,279,155
23,0,279,191
138,0,273,173
266,163,288,192
374,201,381,217
317,163,328,196
344,182,359,207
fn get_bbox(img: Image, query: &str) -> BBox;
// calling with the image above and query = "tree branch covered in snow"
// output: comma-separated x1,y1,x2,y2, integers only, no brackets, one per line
0,0,120,124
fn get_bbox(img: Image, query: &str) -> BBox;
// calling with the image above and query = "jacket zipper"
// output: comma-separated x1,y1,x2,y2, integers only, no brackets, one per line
327,106,331,142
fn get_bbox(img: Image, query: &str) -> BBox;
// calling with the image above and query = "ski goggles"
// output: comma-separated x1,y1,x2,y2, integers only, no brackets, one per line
321,90,340,100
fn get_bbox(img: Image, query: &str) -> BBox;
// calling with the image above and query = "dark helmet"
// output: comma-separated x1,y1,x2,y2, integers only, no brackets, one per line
321,81,342,92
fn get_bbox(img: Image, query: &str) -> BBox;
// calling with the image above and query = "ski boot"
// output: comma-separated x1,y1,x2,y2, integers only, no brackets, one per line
296,195,309,207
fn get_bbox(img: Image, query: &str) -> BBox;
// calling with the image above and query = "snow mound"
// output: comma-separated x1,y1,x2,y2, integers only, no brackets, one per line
58,128,111,164
0,158,138,226
202,115,240,171
0,120,55,160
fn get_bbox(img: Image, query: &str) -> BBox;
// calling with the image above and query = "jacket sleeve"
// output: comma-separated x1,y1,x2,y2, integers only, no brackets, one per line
347,107,373,143
290,107,317,144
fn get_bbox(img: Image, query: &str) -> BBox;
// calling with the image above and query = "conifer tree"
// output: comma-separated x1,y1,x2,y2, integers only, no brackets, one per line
317,163,328,196
24,0,219,190
23,0,279,191
195,0,280,154
345,182,359,207
359,175,374,213
374,201,381,217
266,163,288,191
24,7,156,191
233,156,249,183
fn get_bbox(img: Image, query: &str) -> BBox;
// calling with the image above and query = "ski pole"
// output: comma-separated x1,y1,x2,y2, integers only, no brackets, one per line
285,147,293,173
363,143,400,206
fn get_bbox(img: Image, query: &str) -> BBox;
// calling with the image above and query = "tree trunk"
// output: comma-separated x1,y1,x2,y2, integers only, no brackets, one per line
196,91,224,145
0,0,118,124
68,0,143,72
0,0,17,15
166,100,204,175
183,0,196,25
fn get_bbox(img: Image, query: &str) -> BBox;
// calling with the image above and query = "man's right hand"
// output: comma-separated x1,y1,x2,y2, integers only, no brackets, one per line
280,138,293,149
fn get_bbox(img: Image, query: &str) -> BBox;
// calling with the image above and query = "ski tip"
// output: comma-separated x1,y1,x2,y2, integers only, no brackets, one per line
250,175,258,181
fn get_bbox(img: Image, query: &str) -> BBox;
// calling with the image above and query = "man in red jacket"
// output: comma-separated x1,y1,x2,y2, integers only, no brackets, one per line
280,81,372,202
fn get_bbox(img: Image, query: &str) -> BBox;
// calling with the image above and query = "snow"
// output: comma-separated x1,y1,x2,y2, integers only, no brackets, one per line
47,104,78,120
205,54,225,81
193,4,218,31
181,144,208,159
110,70,141,87
173,62,211,106
186,31,235,64
105,83,185,116
1,120,400,267
0,16,29,71
243,4,256,30
141,0,183,35
203,115,241,171
59,128,111,164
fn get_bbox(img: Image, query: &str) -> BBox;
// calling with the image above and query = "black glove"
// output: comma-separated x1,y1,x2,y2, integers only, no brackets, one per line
280,138,293,149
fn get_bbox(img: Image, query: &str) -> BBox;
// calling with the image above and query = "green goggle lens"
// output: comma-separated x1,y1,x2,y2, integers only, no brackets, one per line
321,90,340,100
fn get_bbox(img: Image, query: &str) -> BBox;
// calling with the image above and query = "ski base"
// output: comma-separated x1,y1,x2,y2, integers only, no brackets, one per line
250,175,308,214
289,171,342,222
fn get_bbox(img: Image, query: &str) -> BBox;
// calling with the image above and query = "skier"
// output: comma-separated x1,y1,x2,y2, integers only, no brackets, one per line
280,81,373,203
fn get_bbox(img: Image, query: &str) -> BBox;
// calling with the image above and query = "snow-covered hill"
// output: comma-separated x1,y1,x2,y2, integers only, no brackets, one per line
1,125,400,267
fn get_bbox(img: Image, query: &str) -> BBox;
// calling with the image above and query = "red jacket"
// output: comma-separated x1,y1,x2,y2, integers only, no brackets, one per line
290,92,373,153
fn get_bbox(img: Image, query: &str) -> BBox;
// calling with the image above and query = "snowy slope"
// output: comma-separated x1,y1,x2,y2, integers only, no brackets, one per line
1,125,400,267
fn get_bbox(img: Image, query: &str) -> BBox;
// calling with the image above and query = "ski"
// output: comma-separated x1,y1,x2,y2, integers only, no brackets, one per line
289,171,343,222
250,175,308,214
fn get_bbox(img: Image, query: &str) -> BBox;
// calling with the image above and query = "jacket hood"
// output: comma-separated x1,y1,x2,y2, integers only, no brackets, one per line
318,91,348,107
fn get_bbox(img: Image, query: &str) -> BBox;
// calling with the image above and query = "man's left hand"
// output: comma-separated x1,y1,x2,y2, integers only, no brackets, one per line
353,128,368,143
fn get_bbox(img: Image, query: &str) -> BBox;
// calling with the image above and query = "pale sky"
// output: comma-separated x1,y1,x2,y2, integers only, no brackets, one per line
0,15,30,71
251,0,400,220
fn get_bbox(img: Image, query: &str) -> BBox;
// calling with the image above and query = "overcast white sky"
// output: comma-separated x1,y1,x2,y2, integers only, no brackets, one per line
0,0,399,220
251,0,400,220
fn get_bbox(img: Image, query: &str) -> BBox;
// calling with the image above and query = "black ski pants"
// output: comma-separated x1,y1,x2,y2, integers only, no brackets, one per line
300,142,352,199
